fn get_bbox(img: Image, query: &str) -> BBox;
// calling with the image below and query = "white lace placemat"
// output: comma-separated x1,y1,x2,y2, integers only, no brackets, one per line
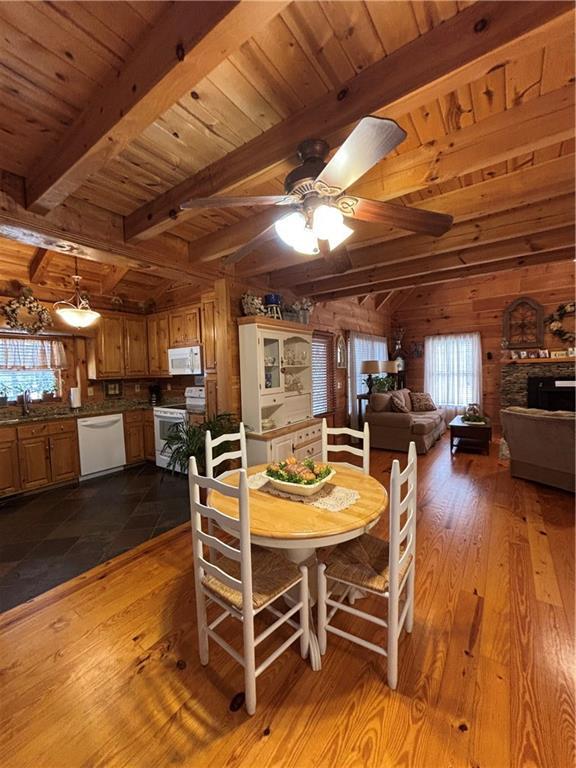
247,472,360,512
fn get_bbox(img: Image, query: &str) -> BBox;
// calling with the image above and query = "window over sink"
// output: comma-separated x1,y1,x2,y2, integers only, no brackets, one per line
0,337,67,402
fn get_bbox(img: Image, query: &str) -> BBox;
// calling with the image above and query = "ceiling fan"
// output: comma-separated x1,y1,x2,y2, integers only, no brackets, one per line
180,116,453,265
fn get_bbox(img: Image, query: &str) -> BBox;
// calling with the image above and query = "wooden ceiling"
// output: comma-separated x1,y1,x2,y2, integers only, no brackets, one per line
0,0,574,305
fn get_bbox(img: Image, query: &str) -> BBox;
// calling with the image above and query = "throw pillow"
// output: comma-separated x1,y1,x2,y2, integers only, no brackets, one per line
390,393,410,413
410,392,437,412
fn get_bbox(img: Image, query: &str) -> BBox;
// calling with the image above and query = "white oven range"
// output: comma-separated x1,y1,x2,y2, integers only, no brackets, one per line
153,387,206,469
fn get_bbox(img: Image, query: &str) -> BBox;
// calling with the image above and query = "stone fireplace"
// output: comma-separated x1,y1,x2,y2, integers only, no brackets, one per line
500,361,575,410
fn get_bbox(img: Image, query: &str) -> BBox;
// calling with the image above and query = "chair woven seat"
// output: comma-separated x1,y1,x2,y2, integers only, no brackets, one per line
203,548,301,610
324,534,412,594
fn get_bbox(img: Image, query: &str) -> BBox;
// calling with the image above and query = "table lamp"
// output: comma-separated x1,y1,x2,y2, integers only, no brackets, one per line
361,360,383,394
381,360,399,390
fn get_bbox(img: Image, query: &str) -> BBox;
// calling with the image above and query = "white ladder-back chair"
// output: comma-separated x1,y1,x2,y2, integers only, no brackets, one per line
317,442,417,689
205,422,247,479
189,457,309,716
321,418,370,474
205,423,248,561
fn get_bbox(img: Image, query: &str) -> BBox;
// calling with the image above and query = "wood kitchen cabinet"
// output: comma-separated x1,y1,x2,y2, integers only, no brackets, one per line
88,312,150,379
91,314,124,378
49,429,79,483
124,317,149,376
18,435,52,491
147,313,170,376
0,427,21,497
17,420,79,491
169,305,201,347
201,295,217,371
124,410,146,464
144,410,156,461
205,375,218,419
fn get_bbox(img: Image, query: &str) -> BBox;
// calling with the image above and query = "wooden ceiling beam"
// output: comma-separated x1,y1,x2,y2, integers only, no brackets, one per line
0,172,219,286
28,248,53,283
309,248,574,302
350,84,574,203
124,1,573,241
26,1,289,213
374,292,396,312
301,226,575,296
101,266,130,295
265,163,575,285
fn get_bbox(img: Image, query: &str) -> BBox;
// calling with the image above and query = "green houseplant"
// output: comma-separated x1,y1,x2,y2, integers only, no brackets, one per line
161,413,240,475
363,374,396,393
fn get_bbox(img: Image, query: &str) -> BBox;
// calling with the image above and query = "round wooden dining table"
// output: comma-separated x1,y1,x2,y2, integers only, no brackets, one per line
210,463,388,670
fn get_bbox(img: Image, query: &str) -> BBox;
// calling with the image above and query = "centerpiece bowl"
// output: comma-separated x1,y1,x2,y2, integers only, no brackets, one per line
265,457,335,497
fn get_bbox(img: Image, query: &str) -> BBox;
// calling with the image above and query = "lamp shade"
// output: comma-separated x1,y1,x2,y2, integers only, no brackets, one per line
360,360,383,375
381,360,399,374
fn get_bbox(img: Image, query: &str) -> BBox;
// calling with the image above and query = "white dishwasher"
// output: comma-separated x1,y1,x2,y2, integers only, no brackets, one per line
77,414,127,479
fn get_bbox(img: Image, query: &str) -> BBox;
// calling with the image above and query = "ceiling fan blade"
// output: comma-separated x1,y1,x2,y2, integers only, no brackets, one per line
337,196,453,236
181,195,297,210
223,224,278,266
314,117,406,195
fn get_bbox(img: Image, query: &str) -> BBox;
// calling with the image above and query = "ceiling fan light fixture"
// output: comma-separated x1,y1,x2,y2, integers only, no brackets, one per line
312,204,343,240
275,212,319,255
328,221,354,251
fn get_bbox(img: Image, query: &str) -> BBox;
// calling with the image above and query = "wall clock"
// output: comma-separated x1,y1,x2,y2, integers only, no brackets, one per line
503,297,544,349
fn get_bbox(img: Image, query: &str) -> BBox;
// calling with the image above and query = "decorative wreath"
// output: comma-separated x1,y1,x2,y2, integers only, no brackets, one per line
545,302,575,344
1,289,52,335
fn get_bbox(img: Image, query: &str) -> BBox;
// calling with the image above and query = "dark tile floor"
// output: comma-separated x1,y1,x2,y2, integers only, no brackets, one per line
0,464,189,613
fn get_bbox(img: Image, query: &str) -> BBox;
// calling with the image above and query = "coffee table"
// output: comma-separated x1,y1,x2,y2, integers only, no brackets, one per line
449,415,492,455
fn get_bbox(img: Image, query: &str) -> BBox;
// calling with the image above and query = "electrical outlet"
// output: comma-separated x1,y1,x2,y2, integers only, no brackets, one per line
337,381,342,390
166,383,172,391
135,384,141,392
87,386,94,397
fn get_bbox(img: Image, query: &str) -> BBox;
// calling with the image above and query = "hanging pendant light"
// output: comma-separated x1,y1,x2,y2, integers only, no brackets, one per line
54,259,101,329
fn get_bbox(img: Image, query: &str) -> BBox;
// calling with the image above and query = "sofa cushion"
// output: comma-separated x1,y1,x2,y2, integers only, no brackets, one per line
366,411,413,428
397,388,412,410
411,412,441,435
370,392,394,412
391,393,410,413
410,392,437,412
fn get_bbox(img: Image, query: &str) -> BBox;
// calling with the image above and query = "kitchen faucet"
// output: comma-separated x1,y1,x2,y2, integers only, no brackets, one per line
22,389,31,416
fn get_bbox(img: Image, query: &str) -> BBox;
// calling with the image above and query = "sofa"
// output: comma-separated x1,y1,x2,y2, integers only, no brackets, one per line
365,388,446,454
501,407,575,492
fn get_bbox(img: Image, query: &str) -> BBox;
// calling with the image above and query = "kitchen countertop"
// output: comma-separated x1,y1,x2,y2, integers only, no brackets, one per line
0,398,185,426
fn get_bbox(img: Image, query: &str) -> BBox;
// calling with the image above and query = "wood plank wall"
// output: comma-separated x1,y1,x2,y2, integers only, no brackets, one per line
313,296,390,426
392,261,575,430
222,282,391,423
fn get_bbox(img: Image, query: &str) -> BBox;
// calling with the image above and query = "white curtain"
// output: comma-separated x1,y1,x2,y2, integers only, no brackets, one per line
348,332,388,427
0,338,68,370
424,333,482,421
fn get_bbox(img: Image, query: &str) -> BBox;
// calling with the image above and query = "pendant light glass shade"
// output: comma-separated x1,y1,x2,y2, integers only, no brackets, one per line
275,212,319,255
54,274,101,329
275,205,354,255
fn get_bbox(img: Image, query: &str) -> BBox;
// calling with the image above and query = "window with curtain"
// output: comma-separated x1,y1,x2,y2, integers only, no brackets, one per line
311,332,335,416
348,332,388,427
424,333,482,419
0,338,67,401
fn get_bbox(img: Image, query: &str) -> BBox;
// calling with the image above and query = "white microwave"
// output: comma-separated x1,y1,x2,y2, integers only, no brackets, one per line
168,346,202,375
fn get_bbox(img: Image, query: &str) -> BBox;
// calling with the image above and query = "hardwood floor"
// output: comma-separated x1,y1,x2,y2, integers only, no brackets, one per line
0,436,573,768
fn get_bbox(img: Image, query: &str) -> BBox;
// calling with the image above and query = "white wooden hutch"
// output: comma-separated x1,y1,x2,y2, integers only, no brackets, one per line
238,316,322,465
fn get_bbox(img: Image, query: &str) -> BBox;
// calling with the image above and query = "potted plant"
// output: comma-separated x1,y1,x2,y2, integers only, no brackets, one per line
362,374,396,393
161,413,240,475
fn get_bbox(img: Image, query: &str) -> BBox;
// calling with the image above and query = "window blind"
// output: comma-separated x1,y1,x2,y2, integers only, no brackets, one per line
312,332,335,416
